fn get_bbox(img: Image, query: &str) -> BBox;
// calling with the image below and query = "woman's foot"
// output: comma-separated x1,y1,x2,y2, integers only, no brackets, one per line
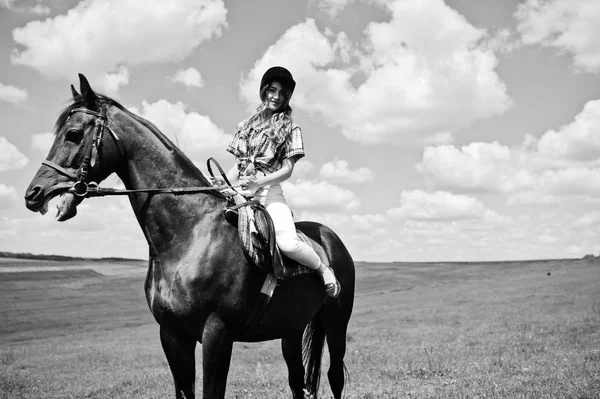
319,264,341,298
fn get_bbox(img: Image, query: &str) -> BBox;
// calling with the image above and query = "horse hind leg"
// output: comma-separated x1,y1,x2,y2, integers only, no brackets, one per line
281,332,306,399
322,304,352,399
160,326,197,399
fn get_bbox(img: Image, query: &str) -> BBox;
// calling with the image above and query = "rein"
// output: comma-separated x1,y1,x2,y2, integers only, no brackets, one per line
42,106,238,199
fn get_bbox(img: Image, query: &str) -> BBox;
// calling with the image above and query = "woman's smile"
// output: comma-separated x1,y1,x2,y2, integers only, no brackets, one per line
265,81,285,111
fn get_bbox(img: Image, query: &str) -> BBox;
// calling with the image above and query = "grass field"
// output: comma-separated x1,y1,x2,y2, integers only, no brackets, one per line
1,257,599,398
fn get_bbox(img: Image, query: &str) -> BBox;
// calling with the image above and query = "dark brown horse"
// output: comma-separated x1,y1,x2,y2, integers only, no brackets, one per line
24,74,355,399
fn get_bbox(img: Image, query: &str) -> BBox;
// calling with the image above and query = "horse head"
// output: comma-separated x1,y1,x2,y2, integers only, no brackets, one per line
24,74,123,221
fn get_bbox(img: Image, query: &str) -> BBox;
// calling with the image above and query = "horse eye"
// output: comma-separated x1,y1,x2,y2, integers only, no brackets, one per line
65,128,83,142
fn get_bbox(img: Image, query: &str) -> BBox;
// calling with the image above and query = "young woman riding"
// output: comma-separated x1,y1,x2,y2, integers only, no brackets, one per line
222,66,341,298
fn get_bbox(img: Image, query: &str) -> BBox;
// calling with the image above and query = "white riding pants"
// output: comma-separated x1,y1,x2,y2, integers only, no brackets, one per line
255,184,321,269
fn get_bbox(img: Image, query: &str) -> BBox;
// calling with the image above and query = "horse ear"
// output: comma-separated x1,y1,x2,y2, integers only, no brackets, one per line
70,84,80,99
78,73,98,108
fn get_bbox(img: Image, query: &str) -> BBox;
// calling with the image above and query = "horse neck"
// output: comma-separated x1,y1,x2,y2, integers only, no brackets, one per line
109,108,224,259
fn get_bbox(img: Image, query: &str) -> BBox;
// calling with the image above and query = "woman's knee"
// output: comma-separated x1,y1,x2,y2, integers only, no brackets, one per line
276,234,302,254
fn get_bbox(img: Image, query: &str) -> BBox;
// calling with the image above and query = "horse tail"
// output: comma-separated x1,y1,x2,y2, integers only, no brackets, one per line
302,308,325,398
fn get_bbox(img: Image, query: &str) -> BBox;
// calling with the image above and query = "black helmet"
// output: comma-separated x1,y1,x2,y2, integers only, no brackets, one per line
260,66,296,97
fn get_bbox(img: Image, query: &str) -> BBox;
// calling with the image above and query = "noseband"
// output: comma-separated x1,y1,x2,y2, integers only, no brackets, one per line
42,106,120,197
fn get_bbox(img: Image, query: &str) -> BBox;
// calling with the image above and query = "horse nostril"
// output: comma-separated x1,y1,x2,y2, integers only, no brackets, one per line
24,185,44,202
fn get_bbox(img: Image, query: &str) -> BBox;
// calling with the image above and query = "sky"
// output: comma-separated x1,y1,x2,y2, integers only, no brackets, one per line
1,0,599,262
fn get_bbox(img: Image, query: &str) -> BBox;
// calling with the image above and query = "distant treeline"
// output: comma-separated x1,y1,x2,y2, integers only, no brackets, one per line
0,251,145,263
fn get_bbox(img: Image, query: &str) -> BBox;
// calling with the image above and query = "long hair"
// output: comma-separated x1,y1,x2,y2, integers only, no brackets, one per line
245,83,294,145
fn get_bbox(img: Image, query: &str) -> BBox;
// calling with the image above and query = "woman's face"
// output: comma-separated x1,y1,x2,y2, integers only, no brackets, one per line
264,81,286,112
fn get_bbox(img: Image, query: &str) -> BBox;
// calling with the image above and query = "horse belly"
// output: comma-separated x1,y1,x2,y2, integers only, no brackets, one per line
238,274,325,342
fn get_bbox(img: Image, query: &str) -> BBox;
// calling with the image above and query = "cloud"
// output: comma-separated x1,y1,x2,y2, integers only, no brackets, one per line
572,211,600,228
506,191,558,206
516,0,600,73
310,0,354,17
0,137,29,171
292,160,315,179
0,82,28,104
240,0,510,146
319,158,374,184
536,167,600,196
0,0,50,14
31,132,54,154
11,0,227,93
168,67,204,89
135,99,231,160
417,141,533,193
282,180,361,211
388,190,488,221
521,99,600,169
296,210,387,234
419,98,600,203
0,184,17,210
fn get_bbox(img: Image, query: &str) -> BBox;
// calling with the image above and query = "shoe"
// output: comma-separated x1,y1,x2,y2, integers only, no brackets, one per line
322,265,341,298
325,280,341,298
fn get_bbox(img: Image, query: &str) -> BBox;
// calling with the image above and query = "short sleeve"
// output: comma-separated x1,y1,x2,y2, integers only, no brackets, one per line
226,123,244,158
283,124,305,161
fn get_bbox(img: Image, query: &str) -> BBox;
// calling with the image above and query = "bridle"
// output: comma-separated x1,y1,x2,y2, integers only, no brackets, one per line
41,105,238,198
42,106,118,197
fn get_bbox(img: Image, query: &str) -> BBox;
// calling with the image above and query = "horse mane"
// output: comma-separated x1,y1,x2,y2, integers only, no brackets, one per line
54,93,213,187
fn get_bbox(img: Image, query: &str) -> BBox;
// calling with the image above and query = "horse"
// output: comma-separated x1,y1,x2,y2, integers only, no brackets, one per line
24,74,355,399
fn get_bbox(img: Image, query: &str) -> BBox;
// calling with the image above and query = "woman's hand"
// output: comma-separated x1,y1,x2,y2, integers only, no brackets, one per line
239,176,260,196
209,176,226,187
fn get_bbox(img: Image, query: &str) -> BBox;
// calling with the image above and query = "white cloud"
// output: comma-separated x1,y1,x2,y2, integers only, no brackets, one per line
516,0,600,73
31,132,54,154
299,210,386,232
136,99,231,161
292,160,315,179
537,167,600,196
0,82,28,104
505,167,600,205
572,211,600,228
311,0,354,17
319,158,374,184
0,184,17,210
388,190,488,221
521,99,600,169
419,99,600,204
506,190,558,206
168,67,204,89
0,0,50,14
0,137,29,171
417,141,532,193
240,1,510,146
282,180,361,211
11,0,227,93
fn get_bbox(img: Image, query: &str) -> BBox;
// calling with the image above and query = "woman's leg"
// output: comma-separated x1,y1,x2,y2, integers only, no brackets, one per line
266,201,340,297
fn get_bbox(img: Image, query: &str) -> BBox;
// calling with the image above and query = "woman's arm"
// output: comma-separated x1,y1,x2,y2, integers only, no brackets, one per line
226,162,240,184
239,156,299,193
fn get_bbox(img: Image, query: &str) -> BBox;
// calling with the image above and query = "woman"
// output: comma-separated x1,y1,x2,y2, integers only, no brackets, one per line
222,66,341,298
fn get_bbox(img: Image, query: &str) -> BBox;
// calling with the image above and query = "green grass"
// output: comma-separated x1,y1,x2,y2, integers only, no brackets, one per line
1,259,599,398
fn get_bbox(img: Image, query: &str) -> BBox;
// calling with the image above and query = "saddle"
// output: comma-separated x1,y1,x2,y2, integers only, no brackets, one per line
206,157,324,280
225,193,323,280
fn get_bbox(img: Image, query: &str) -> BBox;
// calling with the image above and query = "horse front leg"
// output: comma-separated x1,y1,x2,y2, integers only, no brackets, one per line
160,325,197,399
202,313,234,399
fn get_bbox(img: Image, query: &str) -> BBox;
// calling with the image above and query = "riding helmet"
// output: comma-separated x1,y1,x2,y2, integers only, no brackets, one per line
260,66,296,96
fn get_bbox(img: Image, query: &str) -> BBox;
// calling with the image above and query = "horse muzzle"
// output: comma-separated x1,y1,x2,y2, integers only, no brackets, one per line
25,184,81,221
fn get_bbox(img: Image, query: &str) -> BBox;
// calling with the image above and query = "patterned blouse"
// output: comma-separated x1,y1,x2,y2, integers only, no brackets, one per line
227,116,305,176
